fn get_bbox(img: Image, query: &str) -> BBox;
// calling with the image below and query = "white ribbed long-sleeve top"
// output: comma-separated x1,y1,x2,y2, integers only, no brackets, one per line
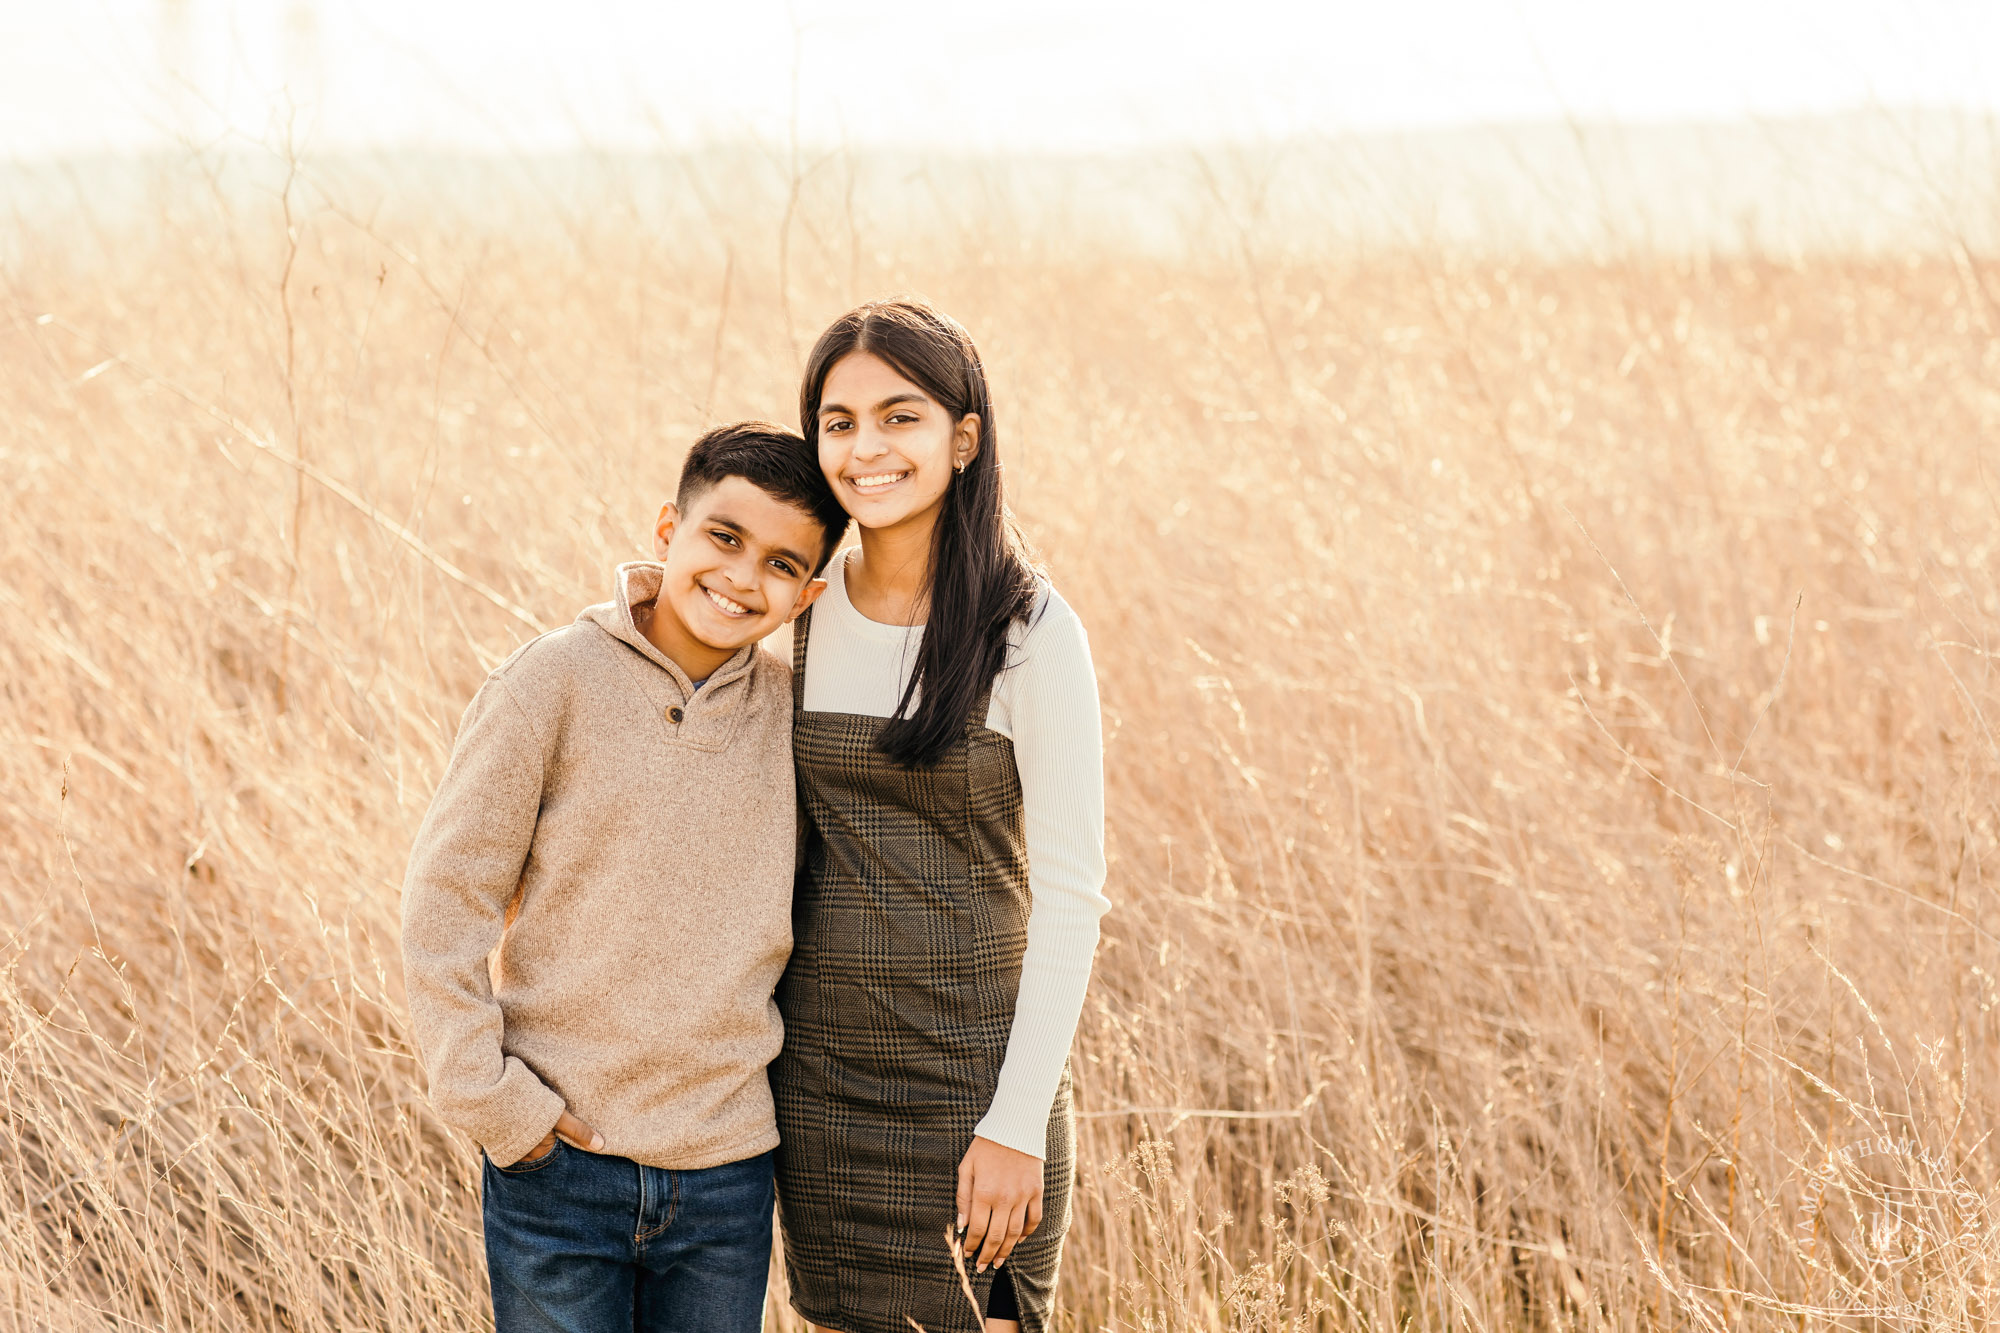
799,551,1109,1159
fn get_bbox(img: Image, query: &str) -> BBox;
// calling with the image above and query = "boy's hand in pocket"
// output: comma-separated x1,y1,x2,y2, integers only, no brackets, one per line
529,1108,604,1160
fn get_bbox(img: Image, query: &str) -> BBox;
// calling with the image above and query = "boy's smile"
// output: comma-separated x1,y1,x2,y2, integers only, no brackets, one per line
700,585,756,618
642,476,828,681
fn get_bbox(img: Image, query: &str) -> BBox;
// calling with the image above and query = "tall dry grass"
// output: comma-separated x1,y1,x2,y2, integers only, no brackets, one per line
1,147,1997,1330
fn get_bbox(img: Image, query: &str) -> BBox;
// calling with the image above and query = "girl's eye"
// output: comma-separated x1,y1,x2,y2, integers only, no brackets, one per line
825,420,851,434
887,412,917,425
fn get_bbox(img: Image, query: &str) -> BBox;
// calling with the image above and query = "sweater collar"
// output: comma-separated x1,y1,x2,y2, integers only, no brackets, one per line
581,562,758,693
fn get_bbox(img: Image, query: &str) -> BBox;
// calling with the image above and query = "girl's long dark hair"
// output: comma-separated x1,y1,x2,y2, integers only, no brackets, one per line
800,299,1038,768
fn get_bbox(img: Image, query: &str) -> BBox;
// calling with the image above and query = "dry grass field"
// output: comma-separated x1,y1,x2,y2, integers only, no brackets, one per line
2,148,1997,1330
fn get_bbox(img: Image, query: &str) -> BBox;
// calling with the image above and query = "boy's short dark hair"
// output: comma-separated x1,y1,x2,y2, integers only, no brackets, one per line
677,421,848,574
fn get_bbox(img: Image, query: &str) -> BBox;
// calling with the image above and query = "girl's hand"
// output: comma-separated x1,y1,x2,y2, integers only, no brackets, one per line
527,1108,604,1161
956,1135,1043,1273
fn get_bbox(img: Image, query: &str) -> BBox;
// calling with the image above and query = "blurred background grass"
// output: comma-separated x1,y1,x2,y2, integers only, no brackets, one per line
2,128,1997,1327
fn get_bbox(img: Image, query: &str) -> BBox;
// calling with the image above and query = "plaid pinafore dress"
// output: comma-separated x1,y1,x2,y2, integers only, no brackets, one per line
773,607,1075,1333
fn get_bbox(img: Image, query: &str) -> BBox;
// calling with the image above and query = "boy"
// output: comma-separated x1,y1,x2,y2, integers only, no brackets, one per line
401,422,847,1332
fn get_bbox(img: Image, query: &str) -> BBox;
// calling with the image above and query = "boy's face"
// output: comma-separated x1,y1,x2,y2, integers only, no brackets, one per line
648,476,828,668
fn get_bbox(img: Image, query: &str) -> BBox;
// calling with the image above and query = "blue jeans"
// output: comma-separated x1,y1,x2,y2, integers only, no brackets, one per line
481,1140,775,1332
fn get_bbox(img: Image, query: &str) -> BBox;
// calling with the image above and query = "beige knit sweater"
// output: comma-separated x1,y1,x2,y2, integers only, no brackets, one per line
401,562,796,1169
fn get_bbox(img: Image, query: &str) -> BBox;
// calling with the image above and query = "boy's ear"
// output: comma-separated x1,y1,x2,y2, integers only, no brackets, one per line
785,577,829,624
652,502,681,560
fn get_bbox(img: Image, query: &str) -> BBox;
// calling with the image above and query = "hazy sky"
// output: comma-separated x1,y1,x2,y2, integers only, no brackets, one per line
4,0,1996,157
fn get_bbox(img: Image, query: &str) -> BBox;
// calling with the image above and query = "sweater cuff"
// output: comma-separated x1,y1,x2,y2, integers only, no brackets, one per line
479,1061,567,1167
973,1091,1053,1161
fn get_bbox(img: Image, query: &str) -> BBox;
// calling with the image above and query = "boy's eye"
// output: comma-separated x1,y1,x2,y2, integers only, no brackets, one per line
768,560,797,577
710,530,739,547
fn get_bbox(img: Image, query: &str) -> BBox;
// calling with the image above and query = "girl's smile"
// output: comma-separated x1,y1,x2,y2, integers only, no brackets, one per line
816,352,977,536
844,470,912,494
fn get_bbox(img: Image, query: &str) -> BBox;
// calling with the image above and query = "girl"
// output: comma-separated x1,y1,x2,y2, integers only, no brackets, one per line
772,300,1109,1333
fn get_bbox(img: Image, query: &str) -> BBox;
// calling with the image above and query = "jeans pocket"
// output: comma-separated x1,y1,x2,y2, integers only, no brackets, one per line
493,1139,564,1175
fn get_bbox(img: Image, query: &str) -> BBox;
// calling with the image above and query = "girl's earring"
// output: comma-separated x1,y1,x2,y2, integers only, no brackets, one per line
954,460,967,473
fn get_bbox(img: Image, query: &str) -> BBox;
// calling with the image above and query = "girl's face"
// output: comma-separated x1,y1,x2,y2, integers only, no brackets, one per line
815,350,978,537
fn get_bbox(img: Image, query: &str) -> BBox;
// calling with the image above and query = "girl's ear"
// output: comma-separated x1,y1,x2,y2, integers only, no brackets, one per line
953,413,981,471
652,502,681,560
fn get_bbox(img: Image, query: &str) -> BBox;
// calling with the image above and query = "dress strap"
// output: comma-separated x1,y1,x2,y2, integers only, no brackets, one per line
791,608,811,710
965,668,997,737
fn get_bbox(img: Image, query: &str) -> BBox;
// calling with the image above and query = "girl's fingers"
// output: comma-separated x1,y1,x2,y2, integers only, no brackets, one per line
1024,1194,1044,1238
990,1203,1029,1267
955,1156,973,1235
976,1199,1023,1270
961,1199,996,1264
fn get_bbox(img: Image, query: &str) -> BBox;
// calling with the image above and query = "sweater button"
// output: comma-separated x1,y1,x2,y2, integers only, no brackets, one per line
667,706,684,724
